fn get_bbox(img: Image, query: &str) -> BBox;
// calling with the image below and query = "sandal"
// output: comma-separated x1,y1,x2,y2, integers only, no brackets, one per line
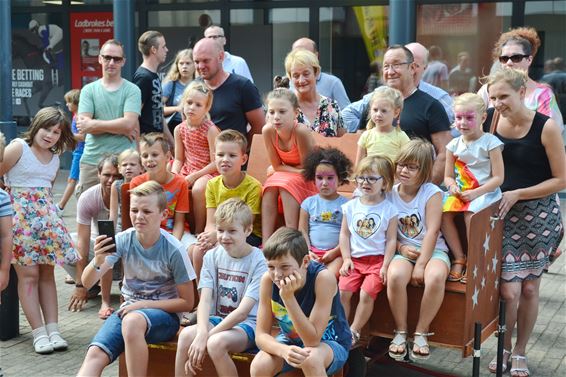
98,307,115,320
33,334,54,354
48,331,68,351
488,349,511,373
460,270,468,284
448,259,466,282
388,330,407,361
350,328,361,349
64,274,75,285
510,355,530,377
411,332,433,360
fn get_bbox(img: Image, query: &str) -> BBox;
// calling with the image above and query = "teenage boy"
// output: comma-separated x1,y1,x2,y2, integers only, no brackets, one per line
250,227,351,377
77,181,196,377
189,129,262,278
130,132,196,249
175,198,267,376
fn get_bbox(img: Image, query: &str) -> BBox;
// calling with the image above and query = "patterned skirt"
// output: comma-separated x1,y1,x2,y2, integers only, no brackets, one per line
501,194,563,282
8,187,79,266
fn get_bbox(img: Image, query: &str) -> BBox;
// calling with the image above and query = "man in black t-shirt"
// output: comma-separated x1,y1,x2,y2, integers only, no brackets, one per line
133,30,174,145
192,38,264,149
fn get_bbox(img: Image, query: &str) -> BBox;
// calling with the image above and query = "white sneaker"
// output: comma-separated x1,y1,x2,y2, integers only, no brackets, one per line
55,204,64,217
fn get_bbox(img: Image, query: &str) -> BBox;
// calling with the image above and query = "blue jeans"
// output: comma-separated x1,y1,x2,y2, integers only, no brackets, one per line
90,308,179,363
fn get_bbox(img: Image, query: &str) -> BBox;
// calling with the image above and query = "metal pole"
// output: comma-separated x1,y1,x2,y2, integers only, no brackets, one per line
472,322,482,377
0,0,17,141
113,0,136,81
389,0,416,46
496,299,506,377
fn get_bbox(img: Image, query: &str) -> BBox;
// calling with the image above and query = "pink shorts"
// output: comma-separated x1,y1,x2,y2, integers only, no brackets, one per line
309,245,328,258
338,255,384,300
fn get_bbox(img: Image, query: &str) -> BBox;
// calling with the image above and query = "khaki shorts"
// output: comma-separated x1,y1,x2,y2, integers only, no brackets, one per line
75,163,99,198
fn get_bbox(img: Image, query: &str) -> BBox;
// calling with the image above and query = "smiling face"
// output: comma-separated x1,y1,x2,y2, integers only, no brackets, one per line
289,63,316,96
140,142,170,174
34,124,62,150
488,81,525,117
267,252,309,289
183,89,209,126
215,140,247,177
216,220,251,254
382,48,414,92
315,163,339,199
130,194,167,235
369,98,400,131
266,97,298,131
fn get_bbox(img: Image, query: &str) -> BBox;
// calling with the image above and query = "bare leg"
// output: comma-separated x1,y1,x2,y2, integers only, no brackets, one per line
189,244,208,282
514,278,541,355
191,176,210,234
175,325,199,377
77,346,111,377
441,212,466,277
386,259,413,331
339,290,353,320
122,312,149,377
262,188,279,242
325,257,343,279
250,350,284,377
37,265,58,325
279,189,300,229
500,281,522,351
58,178,77,210
14,265,43,329
415,259,449,332
301,343,334,377
208,328,250,376
351,290,375,333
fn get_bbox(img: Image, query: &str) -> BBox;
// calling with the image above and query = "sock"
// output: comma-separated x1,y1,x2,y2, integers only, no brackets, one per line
32,326,48,340
45,322,59,335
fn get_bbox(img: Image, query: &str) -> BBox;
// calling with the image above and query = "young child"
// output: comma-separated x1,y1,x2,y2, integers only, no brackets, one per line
172,81,220,234
57,89,83,213
0,107,78,354
77,181,196,376
250,227,351,377
262,88,316,241
189,130,262,279
109,149,143,232
130,133,196,249
355,86,410,166
387,139,451,361
175,198,267,376
339,155,398,347
442,93,504,283
0,132,13,299
299,147,353,278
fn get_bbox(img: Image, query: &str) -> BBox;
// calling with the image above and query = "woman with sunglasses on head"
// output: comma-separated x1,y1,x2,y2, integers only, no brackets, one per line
478,27,563,130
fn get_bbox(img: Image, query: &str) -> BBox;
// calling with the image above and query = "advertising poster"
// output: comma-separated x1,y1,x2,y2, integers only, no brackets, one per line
12,21,64,117
69,12,113,88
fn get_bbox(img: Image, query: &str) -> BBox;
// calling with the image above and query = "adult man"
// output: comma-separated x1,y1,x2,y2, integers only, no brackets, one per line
422,45,449,90
76,39,141,196
449,51,477,95
291,37,351,109
204,25,254,83
133,30,174,146
541,57,566,123
192,38,264,148
66,156,121,317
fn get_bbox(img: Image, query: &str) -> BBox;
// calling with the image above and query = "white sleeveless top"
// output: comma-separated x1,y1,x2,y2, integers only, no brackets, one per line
4,138,59,188
388,183,448,252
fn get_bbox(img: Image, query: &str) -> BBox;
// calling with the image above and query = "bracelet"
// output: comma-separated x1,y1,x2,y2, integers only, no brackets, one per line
75,283,84,288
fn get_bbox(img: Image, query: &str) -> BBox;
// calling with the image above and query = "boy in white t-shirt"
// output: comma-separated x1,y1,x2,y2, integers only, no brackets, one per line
77,181,197,377
175,198,267,377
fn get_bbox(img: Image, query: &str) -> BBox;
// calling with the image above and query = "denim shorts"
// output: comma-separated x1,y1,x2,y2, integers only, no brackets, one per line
69,151,82,181
392,248,451,270
209,315,255,345
90,308,180,363
275,333,348,376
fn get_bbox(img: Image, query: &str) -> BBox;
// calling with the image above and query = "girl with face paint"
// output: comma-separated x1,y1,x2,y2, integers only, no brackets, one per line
299,147,353,278
441,93,505,284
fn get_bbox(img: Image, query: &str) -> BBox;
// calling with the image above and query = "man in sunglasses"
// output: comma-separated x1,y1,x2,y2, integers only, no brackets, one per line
76,39,141,197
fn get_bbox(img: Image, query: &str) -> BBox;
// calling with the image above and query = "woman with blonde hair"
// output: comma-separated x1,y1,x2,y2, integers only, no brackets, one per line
162,49,195,134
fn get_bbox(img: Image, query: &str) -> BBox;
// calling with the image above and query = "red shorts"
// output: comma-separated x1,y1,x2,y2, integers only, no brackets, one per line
338,255,384,300
309,245,328,258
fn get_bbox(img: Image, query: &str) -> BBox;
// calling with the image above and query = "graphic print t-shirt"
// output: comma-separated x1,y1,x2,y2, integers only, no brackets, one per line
133,66,164,134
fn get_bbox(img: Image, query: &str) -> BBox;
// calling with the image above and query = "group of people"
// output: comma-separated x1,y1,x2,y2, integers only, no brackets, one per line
0,24,564,377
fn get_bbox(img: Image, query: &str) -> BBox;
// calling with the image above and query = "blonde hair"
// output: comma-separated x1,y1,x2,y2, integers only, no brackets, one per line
215,129,248,154
215,197,253,229
118,148,141,166
483,68,528,93
284,49,321,78
180,81,214,115
366,86,404,130
395,139,435,186
164,49,194,82
140,133,170,154
129,180,167,211
355,155,395,193
453,92,486,115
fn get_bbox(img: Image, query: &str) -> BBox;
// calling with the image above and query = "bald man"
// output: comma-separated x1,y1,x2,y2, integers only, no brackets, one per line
192,38,264,147
291,37,350,109
204,25,254,83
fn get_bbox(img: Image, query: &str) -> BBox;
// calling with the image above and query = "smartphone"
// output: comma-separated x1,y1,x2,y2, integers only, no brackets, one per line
97,220,116,253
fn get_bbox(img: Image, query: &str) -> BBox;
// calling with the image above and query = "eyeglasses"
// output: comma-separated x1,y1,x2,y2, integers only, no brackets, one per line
206,35,225,39
498,54,529,64
100,55,124,63
396,163,420,172
382,61,412,71
355,176,382,185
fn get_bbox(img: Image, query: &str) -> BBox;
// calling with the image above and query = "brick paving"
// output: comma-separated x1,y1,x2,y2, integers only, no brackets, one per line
0,172,564,376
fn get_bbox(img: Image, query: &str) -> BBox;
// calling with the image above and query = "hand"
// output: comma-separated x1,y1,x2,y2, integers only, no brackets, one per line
460,189,480,203
379,266,387,286
266,165,275,177
498,190,520,219
128,127,139,142
282,345,311,368
340,258,355,277
116,301,146,318
185,173,199,188
411,265,425,287
448,184,461,196
320,249,339,264
186,332,208,375
68,286,88,312
196,231,216,250
308,251,321,262
399,245,419,261
93,235,114,263
76,116,95,135
279,271,303,300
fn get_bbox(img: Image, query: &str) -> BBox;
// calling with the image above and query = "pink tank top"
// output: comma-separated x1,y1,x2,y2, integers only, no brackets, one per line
274,124,301,166
179,119,218,176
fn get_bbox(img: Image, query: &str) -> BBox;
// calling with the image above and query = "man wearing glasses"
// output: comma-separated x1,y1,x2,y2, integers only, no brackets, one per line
204,25,254,83
76,39,141,196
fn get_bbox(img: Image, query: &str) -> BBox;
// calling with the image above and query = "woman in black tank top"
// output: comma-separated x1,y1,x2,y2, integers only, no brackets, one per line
484,68,566,376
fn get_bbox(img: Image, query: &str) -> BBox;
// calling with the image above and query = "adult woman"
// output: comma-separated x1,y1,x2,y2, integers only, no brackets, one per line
485,68,565,377
162,49,195,134
479,27,563,129
283,49,345,137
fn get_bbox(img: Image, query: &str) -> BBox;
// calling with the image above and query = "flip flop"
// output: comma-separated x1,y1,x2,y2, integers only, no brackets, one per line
98,307,115,320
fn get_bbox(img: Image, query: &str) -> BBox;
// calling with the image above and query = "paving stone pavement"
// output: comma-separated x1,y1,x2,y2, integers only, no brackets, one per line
0,172,564,376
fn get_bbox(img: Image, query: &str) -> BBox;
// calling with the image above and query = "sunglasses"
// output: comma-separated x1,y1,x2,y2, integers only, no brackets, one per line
498,54,529,64
100,55,124,63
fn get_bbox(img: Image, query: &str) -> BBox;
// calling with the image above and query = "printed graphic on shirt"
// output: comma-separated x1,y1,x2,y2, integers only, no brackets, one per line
216,267,248,316
311,209,342,224
398,211,423,239
164,188,180,231
352,212,382,239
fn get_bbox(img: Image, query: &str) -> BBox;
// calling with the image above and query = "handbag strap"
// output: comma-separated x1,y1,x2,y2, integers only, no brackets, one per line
166,80,177,107
489,109,500,134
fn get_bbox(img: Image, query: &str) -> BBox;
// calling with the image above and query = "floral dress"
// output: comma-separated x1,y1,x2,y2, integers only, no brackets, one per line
297,95,344,137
